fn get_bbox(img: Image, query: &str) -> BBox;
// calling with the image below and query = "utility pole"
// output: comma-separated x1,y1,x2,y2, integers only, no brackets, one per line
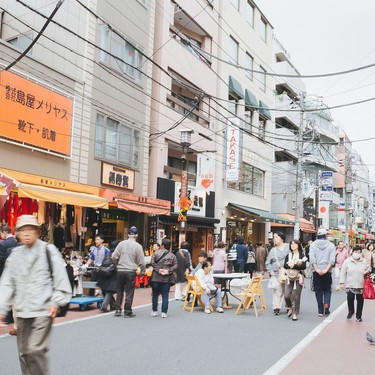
344,145,353,248
294,92,306,240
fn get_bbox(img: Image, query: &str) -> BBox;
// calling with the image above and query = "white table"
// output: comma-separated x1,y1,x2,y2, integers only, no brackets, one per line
213,273,250,309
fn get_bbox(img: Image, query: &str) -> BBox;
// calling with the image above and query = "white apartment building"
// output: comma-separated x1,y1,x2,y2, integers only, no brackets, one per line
214,0,290,246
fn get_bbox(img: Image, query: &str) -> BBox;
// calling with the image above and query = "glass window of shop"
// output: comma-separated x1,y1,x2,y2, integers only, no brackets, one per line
227,162,264,197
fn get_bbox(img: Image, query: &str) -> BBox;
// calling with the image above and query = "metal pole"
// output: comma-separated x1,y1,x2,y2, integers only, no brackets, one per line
294,93,305,240
180,144,189,243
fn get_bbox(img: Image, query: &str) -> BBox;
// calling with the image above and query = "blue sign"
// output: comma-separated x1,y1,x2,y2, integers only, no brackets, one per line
321,171,333,177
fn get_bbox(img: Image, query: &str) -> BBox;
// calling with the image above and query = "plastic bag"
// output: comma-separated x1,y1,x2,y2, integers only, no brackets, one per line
268,275,279,289
363,276,375,299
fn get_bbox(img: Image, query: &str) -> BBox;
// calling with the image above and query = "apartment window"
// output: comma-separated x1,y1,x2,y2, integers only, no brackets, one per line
229,36,239,65
244,110,253,132
168,156,197,186
7,32,33,53
246,2,254,27
100,25,143,83
228,96,239,117
260,17,267,42
231,0,239,10
227,163,264,197
95,113,140,168
259,66,266,92
258,119,266,140
245,52,253,80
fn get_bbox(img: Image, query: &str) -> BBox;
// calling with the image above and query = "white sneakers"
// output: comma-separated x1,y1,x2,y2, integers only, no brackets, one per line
152,311,167,318
205,307,224,314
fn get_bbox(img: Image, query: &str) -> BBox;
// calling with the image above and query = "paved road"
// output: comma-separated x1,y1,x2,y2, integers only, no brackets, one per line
1,280,374,374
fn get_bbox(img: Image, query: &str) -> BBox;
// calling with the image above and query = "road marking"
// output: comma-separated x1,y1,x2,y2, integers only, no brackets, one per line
263,300,346,375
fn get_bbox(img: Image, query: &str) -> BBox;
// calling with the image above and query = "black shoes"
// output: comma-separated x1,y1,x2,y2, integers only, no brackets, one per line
124,312,136,318
324,307,330,316
356,317,362,322
347,312,353,319
114,310,122,317
273,308,280,316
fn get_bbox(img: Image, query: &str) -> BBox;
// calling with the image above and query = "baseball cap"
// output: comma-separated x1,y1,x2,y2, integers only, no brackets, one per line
128,226,138,235
317,228,327,236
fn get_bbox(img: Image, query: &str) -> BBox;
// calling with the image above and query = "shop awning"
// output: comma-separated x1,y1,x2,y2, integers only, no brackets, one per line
114,199,171,216
259,100,272,120
276,213,316,233
229,75,244,99
101,188,171,215
18,183,108,208
245,89,258,109
228,203,294,225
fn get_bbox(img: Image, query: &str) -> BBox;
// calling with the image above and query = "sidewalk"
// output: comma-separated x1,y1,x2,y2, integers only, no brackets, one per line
0,286,157,336
273,298,375,375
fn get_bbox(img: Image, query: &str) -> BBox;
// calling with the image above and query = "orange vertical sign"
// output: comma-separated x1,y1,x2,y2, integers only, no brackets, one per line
0,70,73,156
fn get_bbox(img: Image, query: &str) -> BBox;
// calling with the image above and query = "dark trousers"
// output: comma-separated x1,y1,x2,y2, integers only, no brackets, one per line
17,316,53,375
102,291,116,311
347,291,364,319
284,281,303,314
152,282,171,313
244,263,256,277
236,261,245,273
115,271,136,314
313,272,332,314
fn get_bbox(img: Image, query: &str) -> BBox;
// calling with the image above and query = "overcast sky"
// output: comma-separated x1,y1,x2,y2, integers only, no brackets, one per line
256,0,375,182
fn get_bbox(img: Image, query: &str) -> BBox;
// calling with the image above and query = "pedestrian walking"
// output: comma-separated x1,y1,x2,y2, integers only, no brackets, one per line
334,241,350,290
309,228,336,317
150,238,177,318
255,242,267,274
284,239,307,321
340,245,370,322
266,231,289,315
0,215,72,375
112,226,145,318
174,242,192,300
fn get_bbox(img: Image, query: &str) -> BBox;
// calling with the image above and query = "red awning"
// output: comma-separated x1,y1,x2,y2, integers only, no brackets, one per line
115,199,171,215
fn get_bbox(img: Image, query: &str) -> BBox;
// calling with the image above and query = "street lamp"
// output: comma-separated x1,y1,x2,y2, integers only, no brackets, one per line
178,129,193,241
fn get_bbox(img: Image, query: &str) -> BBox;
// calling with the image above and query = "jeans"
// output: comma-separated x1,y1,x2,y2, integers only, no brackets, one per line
152,282,171,313
203,288,222,308
17,316,53,375
101,291,116,311
236,261,245,273
313,272,332,314
115,271,136,314
347,291,364,319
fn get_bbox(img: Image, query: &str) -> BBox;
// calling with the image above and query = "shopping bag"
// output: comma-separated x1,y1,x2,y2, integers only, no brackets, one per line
268,276,279,289
363,276,375,299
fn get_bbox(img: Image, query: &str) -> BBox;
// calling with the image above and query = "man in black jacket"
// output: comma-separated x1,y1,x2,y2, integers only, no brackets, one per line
0,225,17,277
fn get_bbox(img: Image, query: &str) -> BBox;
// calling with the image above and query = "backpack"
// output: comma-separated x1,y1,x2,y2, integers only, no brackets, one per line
46,246,71,317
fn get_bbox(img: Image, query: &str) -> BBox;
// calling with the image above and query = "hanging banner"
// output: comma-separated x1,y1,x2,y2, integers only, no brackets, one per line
196,153,215,193
174,182,206,217
318,201,330,229
225,121,240,182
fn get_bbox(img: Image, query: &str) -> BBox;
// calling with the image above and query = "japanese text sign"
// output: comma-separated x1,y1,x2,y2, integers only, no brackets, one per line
0,70,73,156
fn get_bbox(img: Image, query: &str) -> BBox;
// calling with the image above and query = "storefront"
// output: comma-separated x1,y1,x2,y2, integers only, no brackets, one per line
0,168,108,253
227,203,294,245
273,213,316,243
156,177,218,263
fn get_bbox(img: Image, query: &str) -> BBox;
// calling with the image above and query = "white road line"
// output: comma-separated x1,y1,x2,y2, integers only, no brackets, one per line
263,301,346,375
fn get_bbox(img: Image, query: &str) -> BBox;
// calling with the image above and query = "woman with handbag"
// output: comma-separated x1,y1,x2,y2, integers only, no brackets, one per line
284,240,307,321
150,238,177,318
339,245,371,322
195,261,224,314
265,231,289,316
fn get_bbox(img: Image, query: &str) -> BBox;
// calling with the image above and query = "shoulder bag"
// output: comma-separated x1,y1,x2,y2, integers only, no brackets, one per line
286,253,300,281
274,248,287,284
363,275,375,299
